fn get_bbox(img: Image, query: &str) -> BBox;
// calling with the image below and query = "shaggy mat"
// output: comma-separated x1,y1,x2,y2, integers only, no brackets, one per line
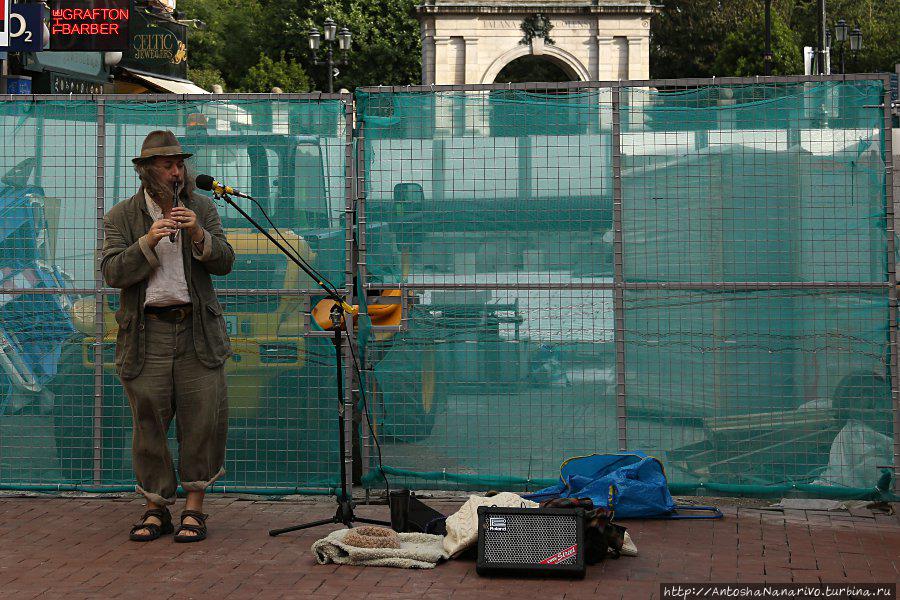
312,528,446,569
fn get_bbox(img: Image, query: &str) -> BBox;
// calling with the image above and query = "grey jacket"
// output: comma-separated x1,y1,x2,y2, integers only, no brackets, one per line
101,187,235,379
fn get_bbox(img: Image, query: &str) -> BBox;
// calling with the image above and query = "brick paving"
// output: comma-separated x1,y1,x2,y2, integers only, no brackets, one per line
0,495,897,599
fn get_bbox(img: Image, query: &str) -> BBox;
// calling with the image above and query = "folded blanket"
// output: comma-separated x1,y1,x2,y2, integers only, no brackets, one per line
443,492,539,558
312,528,446,569
621,531,638,557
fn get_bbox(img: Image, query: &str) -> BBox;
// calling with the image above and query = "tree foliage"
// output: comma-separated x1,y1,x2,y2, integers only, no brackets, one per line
179,0,421,91
187,67,224,92
179,0,897,87
651,0,747,78
242,53,313,93
786,0,900,75
652,0,898,78
178,0,267,91
711,12,802,76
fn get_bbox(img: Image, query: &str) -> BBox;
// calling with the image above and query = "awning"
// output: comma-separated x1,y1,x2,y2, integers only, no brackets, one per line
124,70,209,94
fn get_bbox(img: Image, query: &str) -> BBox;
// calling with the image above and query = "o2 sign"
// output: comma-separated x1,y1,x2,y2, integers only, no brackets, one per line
2,4,44,52
0,0,7,48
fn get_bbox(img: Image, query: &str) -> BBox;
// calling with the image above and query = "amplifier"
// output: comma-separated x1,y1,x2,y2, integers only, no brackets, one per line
476,506,586,578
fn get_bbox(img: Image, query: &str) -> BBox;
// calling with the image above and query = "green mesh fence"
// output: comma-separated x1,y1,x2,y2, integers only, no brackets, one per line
356,78,897,499
0,96,350,494
0,79,896,501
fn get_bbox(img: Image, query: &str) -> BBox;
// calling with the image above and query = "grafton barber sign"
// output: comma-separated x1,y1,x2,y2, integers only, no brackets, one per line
50,0,130,51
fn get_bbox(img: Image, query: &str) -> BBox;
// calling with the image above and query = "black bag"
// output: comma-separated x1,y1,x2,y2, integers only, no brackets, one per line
540,497,625,564
388,489,447,535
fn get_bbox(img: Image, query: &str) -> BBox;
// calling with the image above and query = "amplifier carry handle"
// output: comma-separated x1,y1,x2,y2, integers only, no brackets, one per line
646,505,724,520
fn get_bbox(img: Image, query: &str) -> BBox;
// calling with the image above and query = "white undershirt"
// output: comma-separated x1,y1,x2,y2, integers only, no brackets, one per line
143,191,191,307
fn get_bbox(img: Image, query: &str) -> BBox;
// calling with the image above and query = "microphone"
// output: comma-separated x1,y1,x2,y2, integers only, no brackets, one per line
196,174,251,199
195,174,358,317
169,180,179,242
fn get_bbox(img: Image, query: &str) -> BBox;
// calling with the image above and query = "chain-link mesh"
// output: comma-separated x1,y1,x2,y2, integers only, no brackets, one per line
0,95,350,493
356,77,896,497
0,78,896,499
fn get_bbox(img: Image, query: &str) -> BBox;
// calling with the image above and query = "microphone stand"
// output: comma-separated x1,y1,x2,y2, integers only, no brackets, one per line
212,191,389,534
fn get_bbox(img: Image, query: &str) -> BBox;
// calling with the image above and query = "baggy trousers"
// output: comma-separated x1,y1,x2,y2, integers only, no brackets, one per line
121,314,228,505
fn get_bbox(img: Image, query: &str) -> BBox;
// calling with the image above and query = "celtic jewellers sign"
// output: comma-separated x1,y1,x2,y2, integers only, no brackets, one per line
121,8,187,80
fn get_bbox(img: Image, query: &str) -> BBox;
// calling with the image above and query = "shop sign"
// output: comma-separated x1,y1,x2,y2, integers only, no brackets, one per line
2,4,44,52
24,51,106,81
51,73,106,94
121,9,187,80
50,0,130,51
7,75,32,95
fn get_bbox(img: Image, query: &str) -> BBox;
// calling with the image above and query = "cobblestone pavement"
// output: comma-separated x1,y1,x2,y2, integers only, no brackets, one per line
0,495,897,599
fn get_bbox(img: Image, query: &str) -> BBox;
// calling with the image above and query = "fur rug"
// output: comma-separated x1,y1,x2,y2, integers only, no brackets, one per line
343,526,401,549
312,527,446,569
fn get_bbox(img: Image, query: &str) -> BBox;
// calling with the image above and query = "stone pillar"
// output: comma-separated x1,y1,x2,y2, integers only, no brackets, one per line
420,17,436,85
464,37,479,84
433,36,451,85
448,37,467,84
463,37,486,134
628,36,649,80
596,35,614,80
422,34,435,85
594,35,615,132
433,36,453,135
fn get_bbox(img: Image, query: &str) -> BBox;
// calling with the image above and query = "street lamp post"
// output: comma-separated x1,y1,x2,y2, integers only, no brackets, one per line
848,25,862,72
763,0,772,76
830,20,861,74
308,18,352,93
834,19,849,74
817,0,827,75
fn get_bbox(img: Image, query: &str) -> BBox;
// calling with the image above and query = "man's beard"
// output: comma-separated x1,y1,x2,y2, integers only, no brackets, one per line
144,174,179,206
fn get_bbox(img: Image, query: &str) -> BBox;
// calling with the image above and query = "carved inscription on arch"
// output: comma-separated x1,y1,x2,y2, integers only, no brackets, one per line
480,19,523,30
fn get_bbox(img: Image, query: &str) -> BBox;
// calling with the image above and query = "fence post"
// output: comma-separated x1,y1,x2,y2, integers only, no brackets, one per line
343,95,357,494
611,85,627,452
93,97,106,485
884,81,899,494
348,95,369,491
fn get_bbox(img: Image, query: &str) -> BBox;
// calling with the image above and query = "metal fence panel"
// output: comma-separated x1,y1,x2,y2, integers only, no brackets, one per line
356,77,896,497
1,77,895,499
0,95,351,494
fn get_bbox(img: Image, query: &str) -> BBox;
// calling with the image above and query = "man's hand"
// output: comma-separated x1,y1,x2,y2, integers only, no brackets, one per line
146,218,177,248
171,206,203,242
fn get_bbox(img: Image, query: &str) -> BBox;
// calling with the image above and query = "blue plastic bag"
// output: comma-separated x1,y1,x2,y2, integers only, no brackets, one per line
525,452,677,518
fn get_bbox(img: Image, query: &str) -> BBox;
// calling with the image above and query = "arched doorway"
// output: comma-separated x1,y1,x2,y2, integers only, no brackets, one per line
418,5,653,86
488,53,590,136
494,55,575,84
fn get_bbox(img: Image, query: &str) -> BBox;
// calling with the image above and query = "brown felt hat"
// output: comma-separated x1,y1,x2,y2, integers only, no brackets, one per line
132,130,193,164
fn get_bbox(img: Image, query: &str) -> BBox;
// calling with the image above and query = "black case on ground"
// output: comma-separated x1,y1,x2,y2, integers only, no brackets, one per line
476,506,586,578
388,489,446,535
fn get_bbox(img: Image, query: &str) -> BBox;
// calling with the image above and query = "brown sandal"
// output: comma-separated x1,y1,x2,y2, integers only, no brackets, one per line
174,509,209,543
129,507,174,542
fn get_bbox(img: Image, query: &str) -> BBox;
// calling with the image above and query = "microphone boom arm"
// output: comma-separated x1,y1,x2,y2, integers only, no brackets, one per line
215,191,357,316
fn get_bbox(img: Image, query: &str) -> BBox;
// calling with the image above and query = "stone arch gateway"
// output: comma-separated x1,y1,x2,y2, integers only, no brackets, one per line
417,0,654,86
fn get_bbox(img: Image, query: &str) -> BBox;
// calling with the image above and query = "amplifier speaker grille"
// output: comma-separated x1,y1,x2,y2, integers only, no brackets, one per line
476,506,586,578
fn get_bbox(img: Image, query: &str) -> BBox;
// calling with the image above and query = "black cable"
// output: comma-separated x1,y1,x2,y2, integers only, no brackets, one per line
212,192,341,299
212,192,391,501
244,195,342,299
346,330,391,499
